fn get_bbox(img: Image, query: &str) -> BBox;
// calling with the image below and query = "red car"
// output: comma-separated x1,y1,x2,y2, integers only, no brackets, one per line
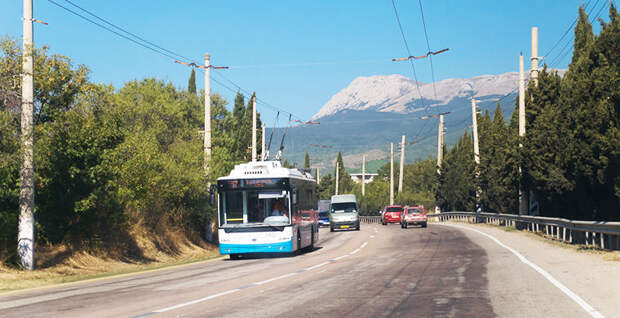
401,206,427,228
381,205,403,225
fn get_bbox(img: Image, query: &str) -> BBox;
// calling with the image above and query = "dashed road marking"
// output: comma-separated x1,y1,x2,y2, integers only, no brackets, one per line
134,240,369,317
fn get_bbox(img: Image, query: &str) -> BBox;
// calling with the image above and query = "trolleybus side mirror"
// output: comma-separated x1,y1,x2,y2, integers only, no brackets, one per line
209,184,216,206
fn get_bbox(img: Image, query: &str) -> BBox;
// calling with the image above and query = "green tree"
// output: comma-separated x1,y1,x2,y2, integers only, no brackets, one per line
318,174,334,200
334,152,353,194
188,69,196,95
435,131,476,211
304,152,310,168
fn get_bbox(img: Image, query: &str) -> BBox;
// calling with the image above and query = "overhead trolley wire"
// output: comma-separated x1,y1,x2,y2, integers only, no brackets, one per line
57,0,193,62
46,0,186,62
47,0,310,125
417,0,439,101
496,0,604,107
547,0,604,69
390,0,429,113
211,69,306,122
543,0,594,60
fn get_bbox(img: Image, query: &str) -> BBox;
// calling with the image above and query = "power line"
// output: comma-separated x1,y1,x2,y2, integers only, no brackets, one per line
417,0,439,101
58,0,193,62
498,0,607,107
390,0,428,112
47,0,310,124
547,0,605,69
46,0,185,62
542,0,594,59
211,69,306,122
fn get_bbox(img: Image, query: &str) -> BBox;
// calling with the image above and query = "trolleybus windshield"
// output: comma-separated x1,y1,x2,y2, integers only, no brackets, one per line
220,189,291,226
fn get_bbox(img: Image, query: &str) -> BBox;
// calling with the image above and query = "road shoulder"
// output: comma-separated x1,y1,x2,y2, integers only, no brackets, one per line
438,222,620,318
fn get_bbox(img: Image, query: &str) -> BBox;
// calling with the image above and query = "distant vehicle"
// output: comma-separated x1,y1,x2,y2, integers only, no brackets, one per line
216,161,319,259
318,199,330,227
381,205,403,225
401,206,427,228
329,194,360,232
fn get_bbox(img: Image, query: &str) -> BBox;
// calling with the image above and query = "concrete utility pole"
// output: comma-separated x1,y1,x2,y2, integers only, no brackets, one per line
261,123,266,161
471,98,480,165
436,114,444,173
203,54,214,242
204,53,212,173
472,98,482,211
335,161,339,195
362,155,366,196
518,53,527,216
531,27,539,87
390,142,394,206
251,95,257,162
18,0,35,271
316,167,320,184
398,135,405,193
529,27,540,216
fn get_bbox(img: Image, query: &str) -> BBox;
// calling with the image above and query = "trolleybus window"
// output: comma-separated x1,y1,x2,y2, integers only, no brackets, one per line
220,190,290,226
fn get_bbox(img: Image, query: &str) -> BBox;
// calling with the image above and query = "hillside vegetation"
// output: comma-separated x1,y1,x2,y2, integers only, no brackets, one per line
0,37,260,266
435,6,619,220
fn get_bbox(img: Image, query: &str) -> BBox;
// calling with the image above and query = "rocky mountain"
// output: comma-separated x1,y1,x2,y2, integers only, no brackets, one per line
272,70,563,172
312,72,521,120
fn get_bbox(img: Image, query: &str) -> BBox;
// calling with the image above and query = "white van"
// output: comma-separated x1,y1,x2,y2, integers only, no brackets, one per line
329,194,360,232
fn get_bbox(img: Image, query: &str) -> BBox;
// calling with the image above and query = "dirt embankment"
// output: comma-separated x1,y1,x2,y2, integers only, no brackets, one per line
0,222,220,292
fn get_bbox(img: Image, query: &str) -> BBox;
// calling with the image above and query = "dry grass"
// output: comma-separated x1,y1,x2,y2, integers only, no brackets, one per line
0,222,221,293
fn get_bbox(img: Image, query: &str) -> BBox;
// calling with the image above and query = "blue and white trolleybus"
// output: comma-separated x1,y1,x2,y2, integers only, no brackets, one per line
217,161,319,259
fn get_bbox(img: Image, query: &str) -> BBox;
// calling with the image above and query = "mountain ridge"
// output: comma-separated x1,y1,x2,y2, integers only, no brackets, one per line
311,72,524,120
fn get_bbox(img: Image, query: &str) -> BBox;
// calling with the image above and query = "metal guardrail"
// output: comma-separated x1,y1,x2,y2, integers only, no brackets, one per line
430,212,620,251
360,215,382,224
360,212,620,251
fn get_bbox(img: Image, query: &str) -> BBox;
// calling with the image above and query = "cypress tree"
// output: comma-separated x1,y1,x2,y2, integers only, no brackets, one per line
435,131,476,211
335,152,353,194
188,69,196,95
304,152,310,168
231,92,246,161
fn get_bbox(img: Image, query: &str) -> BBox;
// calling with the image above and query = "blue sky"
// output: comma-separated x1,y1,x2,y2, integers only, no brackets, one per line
0,0,610,122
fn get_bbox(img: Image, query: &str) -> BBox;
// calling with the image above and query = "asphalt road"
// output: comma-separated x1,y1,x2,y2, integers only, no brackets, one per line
0,223,595,317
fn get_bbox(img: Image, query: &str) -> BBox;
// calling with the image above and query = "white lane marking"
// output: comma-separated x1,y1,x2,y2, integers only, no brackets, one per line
305,261,330,271
438,223,605,318
143,240,369,315
154,288,240,313
254,272,297,286
331,254,350,261
370,235,375,238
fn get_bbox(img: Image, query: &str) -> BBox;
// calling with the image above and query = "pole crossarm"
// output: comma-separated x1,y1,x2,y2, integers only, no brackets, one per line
392,48,450,61
175,60,229,69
